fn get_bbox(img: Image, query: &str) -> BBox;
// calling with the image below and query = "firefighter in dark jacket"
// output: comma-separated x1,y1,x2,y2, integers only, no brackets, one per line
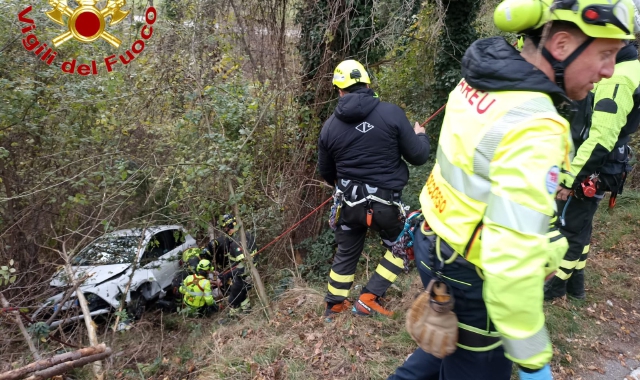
208,214,256,315
545,40,640,301
318,59,431,317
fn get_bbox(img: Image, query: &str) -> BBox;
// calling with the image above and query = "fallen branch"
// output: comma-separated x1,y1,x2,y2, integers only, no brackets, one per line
23,349,112,380
0,344,107,380
0,292,41,361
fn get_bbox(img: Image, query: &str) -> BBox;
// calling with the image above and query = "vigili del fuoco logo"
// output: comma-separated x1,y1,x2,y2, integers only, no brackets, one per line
17,0,157,75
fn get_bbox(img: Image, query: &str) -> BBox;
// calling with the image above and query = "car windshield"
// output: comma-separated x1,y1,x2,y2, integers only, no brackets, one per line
72,235,143,266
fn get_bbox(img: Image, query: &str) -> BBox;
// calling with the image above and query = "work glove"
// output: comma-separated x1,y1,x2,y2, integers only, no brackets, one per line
406,279,458,359
518,364,553,380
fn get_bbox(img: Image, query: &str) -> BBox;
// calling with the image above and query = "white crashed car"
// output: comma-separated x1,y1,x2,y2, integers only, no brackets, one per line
33,225,197,327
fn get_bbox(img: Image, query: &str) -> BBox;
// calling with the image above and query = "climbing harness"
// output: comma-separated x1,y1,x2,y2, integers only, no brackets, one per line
222,104,447,273
331,179,408,228
391,211,424,273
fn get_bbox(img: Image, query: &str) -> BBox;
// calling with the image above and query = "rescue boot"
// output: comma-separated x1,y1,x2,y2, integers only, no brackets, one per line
566,269,586,300
353,293,393,317
324,299,352,317
543,276,567,301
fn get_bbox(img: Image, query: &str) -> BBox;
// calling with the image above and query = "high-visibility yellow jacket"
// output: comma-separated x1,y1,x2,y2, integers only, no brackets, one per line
420,42,573,368
182,247,201,263
179,274,214,308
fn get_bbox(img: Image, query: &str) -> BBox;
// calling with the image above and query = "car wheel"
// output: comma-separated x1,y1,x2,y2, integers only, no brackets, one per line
127,292,147,320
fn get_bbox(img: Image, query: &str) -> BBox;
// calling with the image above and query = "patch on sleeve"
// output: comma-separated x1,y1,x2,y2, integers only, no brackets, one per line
546,166,559,194
594,98,618,114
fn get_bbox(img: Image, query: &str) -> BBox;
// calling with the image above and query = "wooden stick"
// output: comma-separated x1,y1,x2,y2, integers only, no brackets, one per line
61,241,104,379
23,349,112,380
0,344,106,380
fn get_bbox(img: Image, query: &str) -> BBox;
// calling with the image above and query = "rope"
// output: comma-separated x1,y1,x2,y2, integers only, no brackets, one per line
420,104,447,129
220,196,333,276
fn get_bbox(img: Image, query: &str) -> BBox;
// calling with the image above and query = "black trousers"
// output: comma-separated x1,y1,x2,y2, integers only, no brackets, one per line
387,345,512,380
386,227,512,380
325,201,405,304
547,195,600,294
227,267,249,308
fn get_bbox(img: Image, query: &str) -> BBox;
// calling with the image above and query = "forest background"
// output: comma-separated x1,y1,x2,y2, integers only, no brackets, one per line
1,0,639,379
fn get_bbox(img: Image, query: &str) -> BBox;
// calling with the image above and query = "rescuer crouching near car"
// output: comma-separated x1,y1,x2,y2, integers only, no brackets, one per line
179,259,220,317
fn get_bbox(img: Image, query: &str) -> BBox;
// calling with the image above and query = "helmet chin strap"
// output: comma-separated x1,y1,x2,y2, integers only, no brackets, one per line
531,36,595,90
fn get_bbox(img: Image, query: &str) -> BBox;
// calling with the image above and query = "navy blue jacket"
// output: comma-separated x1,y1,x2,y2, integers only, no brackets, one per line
318,88,431,191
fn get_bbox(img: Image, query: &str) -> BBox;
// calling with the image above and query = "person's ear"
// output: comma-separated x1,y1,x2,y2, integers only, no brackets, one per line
546,31,579,61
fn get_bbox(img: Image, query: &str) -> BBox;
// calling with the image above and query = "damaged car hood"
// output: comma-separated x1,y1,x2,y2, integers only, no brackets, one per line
50,264,131,287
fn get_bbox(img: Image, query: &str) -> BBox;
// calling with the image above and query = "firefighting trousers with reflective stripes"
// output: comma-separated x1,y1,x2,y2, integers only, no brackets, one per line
554,196,600,279
325,202,404,304
406,227,512,380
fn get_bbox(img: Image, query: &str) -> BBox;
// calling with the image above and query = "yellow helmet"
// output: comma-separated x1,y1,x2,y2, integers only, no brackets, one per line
332,60,371,89
494,0,637,40
197,259,212,272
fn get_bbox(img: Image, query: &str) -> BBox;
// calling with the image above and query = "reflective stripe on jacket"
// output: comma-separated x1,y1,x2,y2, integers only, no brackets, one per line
179,274,214,308
420,78,572,369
